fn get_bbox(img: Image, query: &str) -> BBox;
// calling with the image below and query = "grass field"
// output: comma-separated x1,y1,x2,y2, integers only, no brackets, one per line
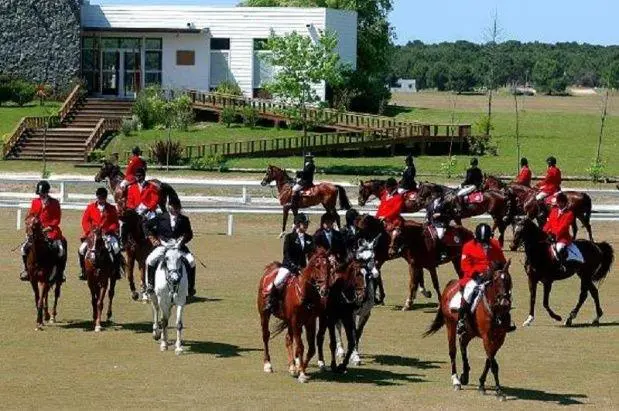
1,210,618,409
0,102,62,137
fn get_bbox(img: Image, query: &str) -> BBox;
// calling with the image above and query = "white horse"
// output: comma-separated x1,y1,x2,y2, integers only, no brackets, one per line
335,237,380,366
150,239,188,355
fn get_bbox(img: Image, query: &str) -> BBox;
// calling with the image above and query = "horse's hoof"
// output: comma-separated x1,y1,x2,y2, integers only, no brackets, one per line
289,365,298,377
460,373,469,386
336,364,348,374
401,300,412,311
175,346,183,356
564,317,573,327
478,386,486,395
453,384,461,391
263,362,273,373
317,360,326,371
35,324,44,331
351,352,361,366
44,313,51,322
153,330,161,341
131,291,139,301
522,315,534,327
297,373,310,383
95,325,102,333
335,346,345,359
421,289,432,299
160,344,168,352
49,316,56,324
497,390,506,401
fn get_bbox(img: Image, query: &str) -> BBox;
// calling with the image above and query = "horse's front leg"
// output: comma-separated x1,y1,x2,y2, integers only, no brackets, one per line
338,311,357,373
36,282,48,330
490,357,505,400
174,305,184,355
302,318,316,382
429,267,441,303
160,310,169,352
328,320,337,371
51,281,61,323
402,262,418,311
107,277,117,322
151,297,161,341
447,320,461,390
280,206,291,238
95,284,106,332
126,251,138,301
523,275,537,326
459,335,471,386
565,277,590,327
316,315,328,370
542,281,562,322
293,323,308,383
260,311,273,373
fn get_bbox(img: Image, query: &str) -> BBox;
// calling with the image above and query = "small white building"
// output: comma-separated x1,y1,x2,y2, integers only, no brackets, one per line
390,78,417,94
80,2,357,100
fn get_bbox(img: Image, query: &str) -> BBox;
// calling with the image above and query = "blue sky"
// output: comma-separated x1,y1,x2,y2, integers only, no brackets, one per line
90,0,619,46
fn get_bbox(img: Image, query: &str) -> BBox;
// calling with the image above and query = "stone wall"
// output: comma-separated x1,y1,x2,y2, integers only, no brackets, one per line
0,0,81,91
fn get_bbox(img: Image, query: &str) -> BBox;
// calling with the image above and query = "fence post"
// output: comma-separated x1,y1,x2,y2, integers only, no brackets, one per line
227,214,234,236
242,186,251,204
59,182,68,203
16,208,22,230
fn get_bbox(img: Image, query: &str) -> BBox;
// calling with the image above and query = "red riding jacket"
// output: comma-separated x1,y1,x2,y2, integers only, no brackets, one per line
543,207,574,245
28,197,63,240
125,155,147,185
537,165,561,195
515,165,532,187
376,189,404,223
126,182,160,212
459,238,505,287
81,202,120,237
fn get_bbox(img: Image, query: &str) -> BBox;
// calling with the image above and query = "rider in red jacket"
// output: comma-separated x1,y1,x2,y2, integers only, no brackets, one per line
536,156,561,200
543,192,575,271
457,223,507,334
20,181,67,282
376,178,404,225
120,146,147,189
515,157,532,187
126,168,160,217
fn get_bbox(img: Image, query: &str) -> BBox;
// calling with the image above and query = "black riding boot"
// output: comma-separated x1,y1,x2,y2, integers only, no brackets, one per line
436,240,448,262
265,284,280,313
457,298,469,335
146,265,156,294
188,266,196,297
291,191,301,210
374,275,385,305
78,253,86,281
119,224,127,248
20,254,29,281
57,247,67,283
557,247,568,273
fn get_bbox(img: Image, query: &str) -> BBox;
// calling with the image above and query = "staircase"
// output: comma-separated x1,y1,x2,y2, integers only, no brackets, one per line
4,88,132,162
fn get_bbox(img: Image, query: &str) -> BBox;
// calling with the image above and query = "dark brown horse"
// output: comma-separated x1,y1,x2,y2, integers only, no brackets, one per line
484,175,593,241
257,250,331,383
357,179,421,212
510,217,613,327
25,216,63,330
121,210,152,301
424,261,514,399
84,227,118,332
260,165,351,236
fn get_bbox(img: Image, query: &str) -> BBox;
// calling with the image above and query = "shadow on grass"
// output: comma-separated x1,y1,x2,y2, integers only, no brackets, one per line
503,386,587,405
119,321,153,334
566,321,619,329
59,320,95,331
183,340,260,358
187,296,222,304
310,366,426,386
368,354,444,370
391,302,438,311
383,105,430,117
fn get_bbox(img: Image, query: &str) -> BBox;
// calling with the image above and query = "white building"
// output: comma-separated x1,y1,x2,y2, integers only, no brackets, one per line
80,2,357,100
390,78,417,93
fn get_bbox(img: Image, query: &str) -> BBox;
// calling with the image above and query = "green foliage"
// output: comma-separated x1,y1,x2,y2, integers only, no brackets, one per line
149,140,184,166
133,86,165,129
120,117,139,136
532,57,568,95
440,156,457,178
240,106,259,128
0,74,12,106
215,81,243,96
190,153,227,171
586,158,605,182
9,79,36,106
473,115,495,136
220,107,238,128
171,94,195,131
605,61,619,89
467,134,498,156
447,64,476,93
88,149,106,163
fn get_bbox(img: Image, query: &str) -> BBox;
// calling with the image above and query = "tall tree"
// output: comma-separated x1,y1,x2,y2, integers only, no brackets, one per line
532,57,568,95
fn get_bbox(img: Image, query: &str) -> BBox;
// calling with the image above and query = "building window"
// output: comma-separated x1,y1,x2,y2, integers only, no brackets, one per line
210,38,230,50
176,50,195,66
81,36,100,93
145,37,162,86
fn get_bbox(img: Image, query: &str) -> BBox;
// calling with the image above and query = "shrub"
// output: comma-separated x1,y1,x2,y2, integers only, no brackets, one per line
240,106,258,128
215,80,242,96
440,156,458,178
120,117,139,136
220,107,238,128
467,134,498,156
172,94,195,131
10,79,36,106
473,114,495,136
587,158,605,182
88,149,106,163
149,140,184,165
190,153,227,171
0,74,12,106
133,86,165,129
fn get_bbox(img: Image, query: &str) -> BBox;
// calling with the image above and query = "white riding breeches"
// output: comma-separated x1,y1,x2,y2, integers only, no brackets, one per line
457,185,475,197
146,245,195,268
535,191,549,201
397,188,407,194
79,235,121,256
273,267,291,288
436,227,446,240
292,183,303,192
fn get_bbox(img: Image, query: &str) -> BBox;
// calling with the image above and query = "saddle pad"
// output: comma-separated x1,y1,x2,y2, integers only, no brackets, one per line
301,185,317,196
404,191,417,201
261,265,295,297
449,281,484,312
566,243,584,263
465,191,484,204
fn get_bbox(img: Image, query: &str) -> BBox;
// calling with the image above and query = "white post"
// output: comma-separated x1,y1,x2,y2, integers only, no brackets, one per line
227,214,234,236
59,181,68,203
16,208,22,230
242,186,251,204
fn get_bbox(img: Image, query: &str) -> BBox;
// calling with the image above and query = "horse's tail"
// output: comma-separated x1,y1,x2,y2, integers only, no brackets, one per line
593,241,614,284
270,319,288,340
336,185,352,210
581,193,592,227
423,308,445,337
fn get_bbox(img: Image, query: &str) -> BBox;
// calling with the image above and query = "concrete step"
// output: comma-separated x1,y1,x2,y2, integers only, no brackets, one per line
12,154,85,161
21,139,87,146
19,146,85,153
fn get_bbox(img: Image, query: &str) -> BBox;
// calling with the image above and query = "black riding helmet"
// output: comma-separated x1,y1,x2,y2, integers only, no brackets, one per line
305,153,314,162
475,223,493,244
134,167,146,179
132,146,142,156
320,212,336,226
294,213,309,226
405,153,414,165
470,158,479,167
96,187,108,198
35,180,51,195
345,208,359,226
386,177,398,189
520,157,528,167
546,156,557,166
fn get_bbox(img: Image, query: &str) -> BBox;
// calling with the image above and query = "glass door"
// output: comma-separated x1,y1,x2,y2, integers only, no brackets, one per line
123,50,141,98
102,50,120,96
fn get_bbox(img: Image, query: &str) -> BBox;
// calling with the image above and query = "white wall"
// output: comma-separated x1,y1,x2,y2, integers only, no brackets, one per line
325,9,357,70
81,4,358,100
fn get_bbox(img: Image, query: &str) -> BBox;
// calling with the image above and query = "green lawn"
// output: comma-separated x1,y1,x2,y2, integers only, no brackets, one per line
0,102,62,138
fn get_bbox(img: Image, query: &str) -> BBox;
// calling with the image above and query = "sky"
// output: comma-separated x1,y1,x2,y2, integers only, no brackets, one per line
90,0,619,46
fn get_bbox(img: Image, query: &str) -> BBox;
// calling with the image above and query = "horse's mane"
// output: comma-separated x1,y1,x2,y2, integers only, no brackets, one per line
485,174,506,188
269,165,294,184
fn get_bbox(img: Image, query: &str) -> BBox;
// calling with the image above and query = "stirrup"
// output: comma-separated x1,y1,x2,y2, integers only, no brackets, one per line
78,272,87,281
19,271,29,282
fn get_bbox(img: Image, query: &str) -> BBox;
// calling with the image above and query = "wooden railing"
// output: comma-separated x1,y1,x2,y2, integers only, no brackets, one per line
84,118,123,161
58,84,82,123
3,116,61,158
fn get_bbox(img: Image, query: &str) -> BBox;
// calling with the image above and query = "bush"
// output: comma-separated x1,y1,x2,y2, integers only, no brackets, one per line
133,86,165,129
172,94,195,131
220,107,238,128
215,80,242,96
0,74,13,106
467,134,498,156
88,149,106,163
587,158,605,182
440,156,458,178
149,140,184,165
120,117,139,136
190,153,227,171
10,79,36,106
240,106,258,128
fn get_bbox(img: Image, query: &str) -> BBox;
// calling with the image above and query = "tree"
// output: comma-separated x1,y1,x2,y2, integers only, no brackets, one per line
447,64,476,93
264,30,343,148
607,60,619,89
532,57,568,95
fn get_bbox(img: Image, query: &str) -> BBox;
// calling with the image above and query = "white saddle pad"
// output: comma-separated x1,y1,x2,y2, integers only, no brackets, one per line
449,281,485,312
566,243,584,263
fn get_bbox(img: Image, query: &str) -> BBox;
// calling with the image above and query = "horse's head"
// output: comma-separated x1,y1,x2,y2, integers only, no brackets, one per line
261,165,285,187
358,180,382,206
163,247,184,286
489,260,514,327
355,236,380,301
25,215,43,240
86,227,109,265
510,216,536,251
95,160,117,183
306,249,331,299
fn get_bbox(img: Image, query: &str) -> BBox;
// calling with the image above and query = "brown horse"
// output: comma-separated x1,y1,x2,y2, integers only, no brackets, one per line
121,210,152,301
25,216,63,330
260,165,351,236
424,261,514,399
484,174,593,241
84,227,118,332
257,250,331,383
357,179,421,212
510,217,613,327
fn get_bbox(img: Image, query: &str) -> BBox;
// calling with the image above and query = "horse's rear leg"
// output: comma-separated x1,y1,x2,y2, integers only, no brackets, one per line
126,253,138,301
523,276,537,326
490,358,505,400
403,264,418,311
51,281,62,323
429,267,441,303
261,312,273,373
459,336,471,386
293,325,308,383
565,277,590,327
543,281,562,322
447,322,461,390
338,312,356,373
285,328,295,376
588,282,604,325
107,278,116,322
580,216,594,241
316,316,328,370
280,207,291,238
301,320,316,381
174,305,184,355
571,218,579,240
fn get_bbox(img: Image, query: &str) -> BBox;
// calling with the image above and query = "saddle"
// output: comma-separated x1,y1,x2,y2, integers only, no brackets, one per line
449,280,486,313
425,225,463,248
464,191,484,204
300,185,317,196
548,242,584,264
